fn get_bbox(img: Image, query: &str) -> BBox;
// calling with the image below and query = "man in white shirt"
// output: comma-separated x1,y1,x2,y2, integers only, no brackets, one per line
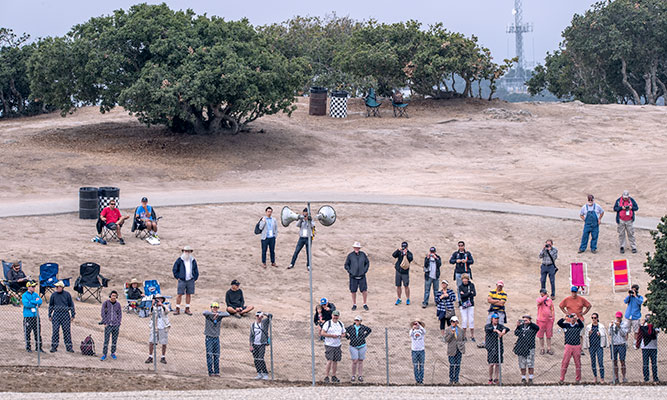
579,194,604,254
320,310,344,383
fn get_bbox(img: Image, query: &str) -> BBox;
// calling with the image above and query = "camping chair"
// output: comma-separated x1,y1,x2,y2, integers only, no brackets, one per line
96,217,119,243
392,93,409,118
74,262,109,303
131,206,162,240
38,263,71,299
2,260,29,305
364,88,382,117
570,262,591,295
612,259,631,293
142,279,172,311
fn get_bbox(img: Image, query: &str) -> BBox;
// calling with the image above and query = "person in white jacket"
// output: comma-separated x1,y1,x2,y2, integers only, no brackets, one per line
583,313,608,383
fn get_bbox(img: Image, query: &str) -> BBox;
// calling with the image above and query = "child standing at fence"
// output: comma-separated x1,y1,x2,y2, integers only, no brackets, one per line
410,319,426,384
203,302,230,377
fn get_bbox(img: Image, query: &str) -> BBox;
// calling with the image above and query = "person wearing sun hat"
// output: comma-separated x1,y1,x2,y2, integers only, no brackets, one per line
172,245,198,315
21,281,43,352
48,280,75,353
344,241,370,311
250,310,273,380
344,314,372,383
127,278,143,300
203,301,230,377
146,294,170,364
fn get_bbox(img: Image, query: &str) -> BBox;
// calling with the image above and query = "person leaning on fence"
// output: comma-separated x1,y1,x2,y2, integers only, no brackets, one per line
514,315,539,384
422,247,441,308
410,319,426,384
225,279,254,318
583,312,608,383
22,282,43,352
487,280,507,324
444,316,465,384
320,310,344,384
557,313,584,384
250,311,273,380
485,313,509,385
623,283,643,346
344,242,370,311
172,245,198,315
345,315,372,383
609,311,629,383
258,206,278,268
203,302,231,377
146,295,170,364
48,281,75,353
435,279,457,336
393,241,413,305
538,239,558,299
638,314,659,383
614,190,638,254
458,273,476,342
536,288,555,355
100,290,122,361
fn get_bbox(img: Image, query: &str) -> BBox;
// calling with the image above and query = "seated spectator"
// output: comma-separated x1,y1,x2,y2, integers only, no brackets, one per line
225,279,254,318
135,197,158,239
127,278,143,300
100,200,130,245
7,262,30,292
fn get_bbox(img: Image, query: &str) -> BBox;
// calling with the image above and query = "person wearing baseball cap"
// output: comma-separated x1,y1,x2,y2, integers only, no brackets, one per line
422,246,442,308
48,280,75,353
320,309,344,383
513,315,540,384
536,288,555,355
485,312,509,385
21,280,44,352
314,298,336,339
557,312,585,383
393,241,414,306
487,280,507,325
559,286,592,322
613,190,638,254
250,310,273,380
578,194,604,254
135,196,159,240
203,302,230,377
225,279,254,318
344,315,372,383
444,315,465,384
609,311,629,383
172,245,198,315
344,241,370,311
450,241,474,290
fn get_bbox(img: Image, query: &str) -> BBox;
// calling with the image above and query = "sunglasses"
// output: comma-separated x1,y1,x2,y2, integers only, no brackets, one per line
591,316,598,319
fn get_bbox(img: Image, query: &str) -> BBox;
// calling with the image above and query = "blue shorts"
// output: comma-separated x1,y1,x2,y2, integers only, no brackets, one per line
612,344,627,361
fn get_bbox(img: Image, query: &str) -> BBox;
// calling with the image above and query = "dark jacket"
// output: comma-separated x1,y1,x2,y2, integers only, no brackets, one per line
392,249,413,272
557,318,584,346
423,255,442,279
250,313,273,345
101,299,122,326
484,323,510,352
458,282,476,307
513,322,540,356
613,197,638,223
225,288,245,309
48,290,75,318
449,250,474,278
127,287,143,300
345,324,372,347
172,258,199,281
314,302,336,324
344,251,370,278
8,268,26,282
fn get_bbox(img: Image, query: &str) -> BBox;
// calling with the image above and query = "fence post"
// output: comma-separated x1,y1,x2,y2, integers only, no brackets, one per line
497,333,502,386
610,324,615,384
385,327,390,385
36,308,41,366
306,202,316,387
269,316,274,380
152,306,157,372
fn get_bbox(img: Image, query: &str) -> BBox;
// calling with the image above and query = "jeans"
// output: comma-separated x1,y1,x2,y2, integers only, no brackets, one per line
540,263,556,297
412,350,425,383
561,344,582,381
24,316,42,351
252,344,268,374
454,273,464,292
448,350,462,383
261,237,276,264
290,237,310,267
580,224,599,251
423,277,438,305
103,325,120,356
205,336,220,375
589,346,604,379
51,313,72,351
642,348,658,382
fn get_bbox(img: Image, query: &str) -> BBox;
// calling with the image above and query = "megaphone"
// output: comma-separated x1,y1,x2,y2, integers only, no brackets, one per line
316,205,336,226
281,206,301,227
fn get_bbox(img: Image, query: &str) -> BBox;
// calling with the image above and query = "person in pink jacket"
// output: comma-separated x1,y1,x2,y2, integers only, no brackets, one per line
536,288,555,355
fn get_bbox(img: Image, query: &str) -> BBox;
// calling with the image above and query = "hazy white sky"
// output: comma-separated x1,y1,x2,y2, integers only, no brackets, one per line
0,0,597,64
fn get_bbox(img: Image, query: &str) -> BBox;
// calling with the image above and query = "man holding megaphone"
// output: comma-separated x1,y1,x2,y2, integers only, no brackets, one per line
287,208,315,270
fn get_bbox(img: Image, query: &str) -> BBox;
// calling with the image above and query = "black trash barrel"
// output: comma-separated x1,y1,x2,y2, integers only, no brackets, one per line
79,187,99,219
98,186,120,210
309,87,328,116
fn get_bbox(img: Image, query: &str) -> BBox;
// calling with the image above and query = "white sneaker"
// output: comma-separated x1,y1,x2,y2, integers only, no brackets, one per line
254,373,263,380
262,373,269,380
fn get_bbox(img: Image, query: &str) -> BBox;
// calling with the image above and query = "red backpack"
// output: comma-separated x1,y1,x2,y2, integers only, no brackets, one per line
80,335,95,356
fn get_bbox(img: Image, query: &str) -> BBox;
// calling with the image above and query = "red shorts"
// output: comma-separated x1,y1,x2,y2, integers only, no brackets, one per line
537,318,554,339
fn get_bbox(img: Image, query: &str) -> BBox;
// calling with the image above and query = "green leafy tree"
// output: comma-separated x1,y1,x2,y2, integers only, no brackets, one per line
644,217,667,329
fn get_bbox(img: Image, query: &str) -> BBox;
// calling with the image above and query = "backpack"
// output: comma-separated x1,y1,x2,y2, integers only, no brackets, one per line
80,335,95,356
254,218,262,235
0,291,9,305
324,319,344,333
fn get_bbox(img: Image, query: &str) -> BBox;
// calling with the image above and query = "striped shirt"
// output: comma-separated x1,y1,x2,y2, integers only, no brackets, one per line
435,289,457,312
488,290,507,312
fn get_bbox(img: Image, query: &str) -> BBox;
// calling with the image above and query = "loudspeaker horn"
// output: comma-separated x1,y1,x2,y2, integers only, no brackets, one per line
316,205,336,226
280,206,301,227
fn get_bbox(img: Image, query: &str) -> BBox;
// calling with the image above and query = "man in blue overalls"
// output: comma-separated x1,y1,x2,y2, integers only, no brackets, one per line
579,195,604,254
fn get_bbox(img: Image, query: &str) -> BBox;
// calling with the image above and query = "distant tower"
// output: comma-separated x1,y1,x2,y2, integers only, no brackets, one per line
504,0,533,93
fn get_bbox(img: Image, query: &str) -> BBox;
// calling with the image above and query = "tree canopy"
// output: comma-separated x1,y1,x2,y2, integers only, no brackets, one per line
644,216,667,329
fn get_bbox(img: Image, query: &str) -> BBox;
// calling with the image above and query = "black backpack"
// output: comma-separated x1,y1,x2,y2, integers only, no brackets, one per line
80,335,95,356
254,218,262,235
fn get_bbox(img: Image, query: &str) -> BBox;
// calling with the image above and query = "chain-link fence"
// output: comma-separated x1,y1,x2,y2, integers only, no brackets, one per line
1,297,665,385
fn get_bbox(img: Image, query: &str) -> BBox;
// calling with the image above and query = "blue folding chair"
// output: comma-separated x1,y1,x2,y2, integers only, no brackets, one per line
39,263,71,299
142,279,172,312
365,88,382,117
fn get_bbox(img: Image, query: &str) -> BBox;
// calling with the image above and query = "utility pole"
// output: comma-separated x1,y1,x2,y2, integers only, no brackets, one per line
505,0,533,93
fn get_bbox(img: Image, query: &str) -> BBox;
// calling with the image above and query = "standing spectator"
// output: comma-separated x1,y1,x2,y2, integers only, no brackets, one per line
146,295,170,364
557,314,584,384
444,316,465,384
514,315,540,384
320,310,344,383
623,284,643,345
7,262,30,292
613,190,638,254
48,281,75,353
536,288,555,355
135,197,158,239
422,247,441,308
578,194,604,254
435,280,457,336
538,239,558,299
609,311,629,383
450,241,474,289
288,208,314,270
258,206,278,268
344,242,370,311
100,199,129,244
458,274,476,342
410,319,426,384
485,313,509,385
203,302,230,377
583,313,608,384
345,315,372,383
487,281,507,324
638,314,659,383
314,298,336,340
172,245,198,315
559,286,592,322
21,282,43,352
250,311,273,380
392,241,413,305
225,280,254,318
100,290,122,361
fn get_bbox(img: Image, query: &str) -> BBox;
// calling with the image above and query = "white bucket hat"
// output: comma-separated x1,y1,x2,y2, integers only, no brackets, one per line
352,241,362,248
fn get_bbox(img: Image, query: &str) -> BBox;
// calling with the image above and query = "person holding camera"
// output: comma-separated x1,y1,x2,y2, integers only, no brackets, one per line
539,239,558,299
513,315,540,384
435,280,457,336
623,284,643,345
578,194,604,254
557,313,585,384
146,295,170,364
613,190,638,254
409,319,426,384
393,241,413,305
450,241,474,290
422,247,442,308
638,314,660,383
609,311,629,383
536,288,555,355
